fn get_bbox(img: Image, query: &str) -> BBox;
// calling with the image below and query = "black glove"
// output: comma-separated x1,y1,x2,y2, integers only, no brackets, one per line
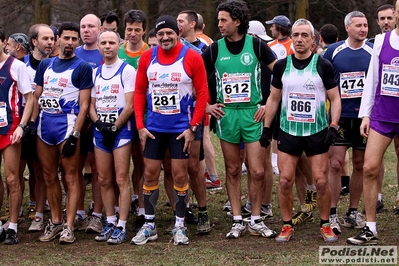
22,121,36,141
324,126,340,145
94,119,108,132
101,124,119,148
259,127,272,148
61,135,78,158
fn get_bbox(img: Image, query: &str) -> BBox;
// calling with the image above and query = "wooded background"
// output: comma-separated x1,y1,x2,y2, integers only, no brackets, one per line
0,0,396,41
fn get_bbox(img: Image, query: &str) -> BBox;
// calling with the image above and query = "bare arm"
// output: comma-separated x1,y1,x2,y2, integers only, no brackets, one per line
326,86,341,125
74,88,91,133
264,86,282,127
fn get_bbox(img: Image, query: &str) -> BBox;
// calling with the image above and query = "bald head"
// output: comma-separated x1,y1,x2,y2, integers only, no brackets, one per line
80,14,101,48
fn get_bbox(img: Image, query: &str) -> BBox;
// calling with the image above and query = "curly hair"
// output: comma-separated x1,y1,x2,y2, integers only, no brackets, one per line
217,0,250,35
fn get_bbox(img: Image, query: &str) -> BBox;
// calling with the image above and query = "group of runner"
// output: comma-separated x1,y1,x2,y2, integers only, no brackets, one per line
0,0,398,247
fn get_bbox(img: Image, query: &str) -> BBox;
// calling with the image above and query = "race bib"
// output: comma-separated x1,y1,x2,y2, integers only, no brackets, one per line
381,64,399,97
340,71,365,98
222,74,251,103
287,92,316,123
97,106,119,123
39,90,62,114
152,86,180,114
0,102,8,127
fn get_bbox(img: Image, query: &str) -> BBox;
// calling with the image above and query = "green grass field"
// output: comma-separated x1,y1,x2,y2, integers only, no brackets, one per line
1,135,399,265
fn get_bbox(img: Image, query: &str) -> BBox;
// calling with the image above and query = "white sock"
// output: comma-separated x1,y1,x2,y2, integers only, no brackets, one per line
366,221,377,235
272,153,278,167
233,215,243,221
92,212,102,218
377,193,382,201
307,184,316,191
76,210,86,219
114,206,120,213
8,222,17,232
175,216,185,228
144,215,155,228
117,220,127,230
138,208,145,216
34,212,44,220
106,215,117,225
250,215,260,225
132,194,138,201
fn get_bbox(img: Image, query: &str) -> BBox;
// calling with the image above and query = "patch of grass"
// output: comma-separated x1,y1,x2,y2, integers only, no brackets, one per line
1,136,399,265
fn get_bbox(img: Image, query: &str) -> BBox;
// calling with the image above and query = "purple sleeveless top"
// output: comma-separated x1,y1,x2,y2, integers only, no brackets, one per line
372,31,399,123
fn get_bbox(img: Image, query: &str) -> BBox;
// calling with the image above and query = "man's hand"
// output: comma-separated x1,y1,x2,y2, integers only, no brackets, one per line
253,105,265,122
95,120,109,132
324,126,340,145
360,117,370,138
102,124,118,148
61,135,78,158
12,126,23,144
22,121,36,139
176,129,195,153
138,128,155,151
259,127,272,148
206,103,225,119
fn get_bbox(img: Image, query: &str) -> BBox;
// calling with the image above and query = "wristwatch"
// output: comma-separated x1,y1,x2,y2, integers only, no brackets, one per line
330,123,340,131
111,125,118,132
189,125,198,133
18,124,26,130
71,131,80,138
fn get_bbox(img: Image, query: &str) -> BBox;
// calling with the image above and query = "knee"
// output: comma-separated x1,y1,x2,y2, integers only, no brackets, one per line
6,174,20,190
329,158,343,174
363,163,378,181
249,168,265,182
98,175,112,188
314,177,328,193
279,176,294,192
225,164,241,179
115,175,129,188
188,163,199,178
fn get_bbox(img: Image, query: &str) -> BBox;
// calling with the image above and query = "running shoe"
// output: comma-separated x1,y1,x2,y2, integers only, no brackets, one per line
0,223,5,243
347,226,378,245
185,207,198,225
205,178,222,190
292,211,314,226
226,220,246,239
329,214,341,235
28,205,36,220
39,220,64,242
107,226,126,245
59,224,75,244
320,223,338,242
340,211,365,229
74,214,88,231
130,224,158,245
222,200,231,211
197,212,211,234
303,190,317,213
248,220,276,238
173,226,189,245
261,204,273,219
275,224,294,242
29,216,44,232
95,223,115,242
4,228,19,245
85,216,103,234
133,215,145,233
